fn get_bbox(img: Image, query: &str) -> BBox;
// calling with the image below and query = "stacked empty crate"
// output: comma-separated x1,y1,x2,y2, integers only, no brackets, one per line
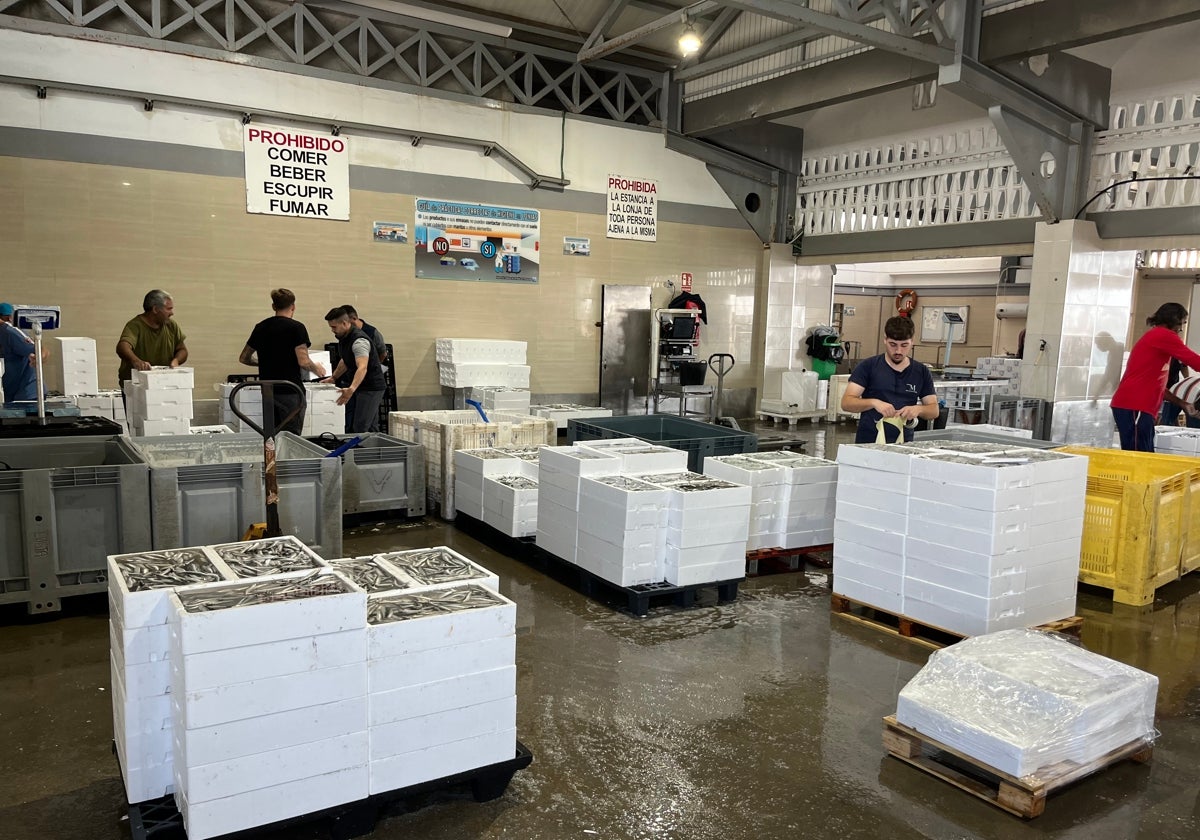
110,538,518,838
56,336,100,396
470,386,531,415
705,452,837,551
436,339,529,389
390,409,555,519
125,367,195,436
73,390,128,431
834,441,1087,637
530,404,614,430
218,382,344,435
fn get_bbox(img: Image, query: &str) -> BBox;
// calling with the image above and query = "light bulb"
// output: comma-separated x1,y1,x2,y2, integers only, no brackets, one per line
678,28,702,57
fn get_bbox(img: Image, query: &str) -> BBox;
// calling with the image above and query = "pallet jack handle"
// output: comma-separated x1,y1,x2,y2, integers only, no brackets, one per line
229,380,305,539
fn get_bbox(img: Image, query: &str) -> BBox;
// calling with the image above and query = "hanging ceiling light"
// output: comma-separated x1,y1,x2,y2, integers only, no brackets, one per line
678,22,702,57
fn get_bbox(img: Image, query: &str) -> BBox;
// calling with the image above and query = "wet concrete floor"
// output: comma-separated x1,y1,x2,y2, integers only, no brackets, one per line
1,422,1198,839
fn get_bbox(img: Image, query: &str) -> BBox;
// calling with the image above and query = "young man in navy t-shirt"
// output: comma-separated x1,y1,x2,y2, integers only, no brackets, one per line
840,315,939,443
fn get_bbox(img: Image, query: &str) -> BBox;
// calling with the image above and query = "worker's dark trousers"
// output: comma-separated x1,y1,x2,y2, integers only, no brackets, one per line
345,389,384,433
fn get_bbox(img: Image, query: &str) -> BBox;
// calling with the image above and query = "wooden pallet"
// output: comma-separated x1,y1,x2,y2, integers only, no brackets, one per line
830,594,1083,651
746,544,832,576
882,716,1153,818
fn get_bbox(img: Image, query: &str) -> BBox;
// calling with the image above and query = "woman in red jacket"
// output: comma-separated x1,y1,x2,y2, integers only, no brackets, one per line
1111,302,1200,452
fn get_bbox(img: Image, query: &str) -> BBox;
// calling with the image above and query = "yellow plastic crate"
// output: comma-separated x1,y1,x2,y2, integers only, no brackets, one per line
388,410,555,520
1056,446,1200,605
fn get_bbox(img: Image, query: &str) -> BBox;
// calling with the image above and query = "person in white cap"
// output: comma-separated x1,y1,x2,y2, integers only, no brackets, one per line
0,302,46,402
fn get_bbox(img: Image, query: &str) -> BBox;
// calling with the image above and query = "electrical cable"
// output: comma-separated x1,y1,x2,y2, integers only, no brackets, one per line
1073,174,1200,219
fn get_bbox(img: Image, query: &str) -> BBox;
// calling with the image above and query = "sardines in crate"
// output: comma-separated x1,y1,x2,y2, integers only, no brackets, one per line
368,585,507,623
377,546,500,593
175,570,352,613
109,548,235,630
210,535,326,578
327,557,415,594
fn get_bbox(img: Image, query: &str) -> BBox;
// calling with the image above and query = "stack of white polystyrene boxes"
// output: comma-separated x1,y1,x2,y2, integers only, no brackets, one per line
576,476,668,586
764,452,838,549
976,356,1022,394
365,578,515,795
529,404,615,430
636,472,751,586
703,455,787,551
471,386,531,415
1155,427,1200,457
218,383,261,432
74,389,127,430
834,443,925,614
108,548,236,804
454,448,521,521
535,445,622,563
904,443,1086,636
454,447,540,537
435,339,529,388
129,367,194,436
946,422,1033,439
56,336,99,395
834,442,1087,636
303,383,345,435
168,567,368,840
896,629,1158,778
303,350,332,382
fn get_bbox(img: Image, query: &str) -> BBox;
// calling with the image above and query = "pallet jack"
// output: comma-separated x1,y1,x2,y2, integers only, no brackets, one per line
707,353,741,430
229,380,305,540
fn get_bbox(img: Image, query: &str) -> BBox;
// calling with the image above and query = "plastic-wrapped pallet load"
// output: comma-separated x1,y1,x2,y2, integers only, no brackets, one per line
834,443,1087,636
108,548,236,803
639,472,751,586
895,629,1157,778
366,585,517,794
576,476,668,586
168,569,369,840
535,445,622,563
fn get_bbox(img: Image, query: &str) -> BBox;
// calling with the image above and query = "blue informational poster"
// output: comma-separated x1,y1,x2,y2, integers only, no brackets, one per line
414,198,540,284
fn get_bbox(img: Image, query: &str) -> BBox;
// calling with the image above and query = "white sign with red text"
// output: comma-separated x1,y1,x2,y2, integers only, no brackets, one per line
244,125,350,221
606,174,657,241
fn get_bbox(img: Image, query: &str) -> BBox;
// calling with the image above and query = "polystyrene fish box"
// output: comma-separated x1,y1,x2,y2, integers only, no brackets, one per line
208,535,327,580
178,731,367,806
178,765,368,840
366,585,515,660
836,444,925,474
664,540,746,572
665,519,750,549
454,448,525,478
168,570,364,656
908,499,1035,535
668,558,746,587
580,474,669,508
903,580,1031,636
375,548,500,594
833,538,905,577
905,557,1030,599
582,443,688,474
369,666,516,728
656,476,752,512
833,518,905,554
133,366,195,390
835,477,909,516
368,636,516,694
111,619,171,667
483,475,538,511
780,527,834,548
139,419,192,436
832,572,903,613
369,727,515,795
704,455,786,487
996,448,1089,485
576,526,660,559
176,697,368,770
833,500,907,535
910,453,1041,489
174,629,365,693
120,654,173,699
370,695,516,761
108,548,234,630
538,445,622,476
173,660,367,731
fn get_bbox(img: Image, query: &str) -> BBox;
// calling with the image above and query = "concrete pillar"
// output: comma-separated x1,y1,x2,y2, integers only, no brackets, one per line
757,245,833,403
1022,220,1137,445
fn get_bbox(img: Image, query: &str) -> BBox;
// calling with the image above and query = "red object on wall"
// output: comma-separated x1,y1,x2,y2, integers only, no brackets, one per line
681,272,692,292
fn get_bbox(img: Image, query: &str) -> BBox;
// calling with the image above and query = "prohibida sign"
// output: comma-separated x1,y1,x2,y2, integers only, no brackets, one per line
606,175,657,241
244,125,350,221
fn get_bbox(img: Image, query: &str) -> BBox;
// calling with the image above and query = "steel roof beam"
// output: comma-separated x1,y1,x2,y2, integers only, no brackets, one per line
578,1,720,62
678,6,742,69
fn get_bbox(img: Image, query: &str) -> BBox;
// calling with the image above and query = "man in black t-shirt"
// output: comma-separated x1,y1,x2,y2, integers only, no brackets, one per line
239,289,327,435
841,315,939,444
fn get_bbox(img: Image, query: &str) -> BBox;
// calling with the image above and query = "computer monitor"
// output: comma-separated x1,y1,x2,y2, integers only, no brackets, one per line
670,315,696,339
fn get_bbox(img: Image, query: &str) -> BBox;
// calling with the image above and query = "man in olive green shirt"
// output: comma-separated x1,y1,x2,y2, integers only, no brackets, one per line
116,290,188,383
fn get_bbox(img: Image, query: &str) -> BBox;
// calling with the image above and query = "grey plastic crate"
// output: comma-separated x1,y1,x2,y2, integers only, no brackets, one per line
131,432,342,559
0,436,150,614
567,414,757,472
307,433,426,517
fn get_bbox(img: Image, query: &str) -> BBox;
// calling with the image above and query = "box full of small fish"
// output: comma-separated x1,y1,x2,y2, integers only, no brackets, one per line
108,539,515,839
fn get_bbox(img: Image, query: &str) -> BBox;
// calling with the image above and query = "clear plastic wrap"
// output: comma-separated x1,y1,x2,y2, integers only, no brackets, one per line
896,629,1158,779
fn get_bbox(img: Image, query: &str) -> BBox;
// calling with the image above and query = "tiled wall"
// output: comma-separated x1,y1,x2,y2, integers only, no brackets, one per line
2,156,763,404
834,292,1004,367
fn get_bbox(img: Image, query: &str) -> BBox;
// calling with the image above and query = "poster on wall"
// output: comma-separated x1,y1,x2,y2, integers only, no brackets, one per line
606,174,657,241
414,198,539,284
372,221,408,243
243,124,350,221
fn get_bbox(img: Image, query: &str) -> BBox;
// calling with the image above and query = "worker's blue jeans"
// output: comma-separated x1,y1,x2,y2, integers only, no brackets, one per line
1112,407,1155,452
